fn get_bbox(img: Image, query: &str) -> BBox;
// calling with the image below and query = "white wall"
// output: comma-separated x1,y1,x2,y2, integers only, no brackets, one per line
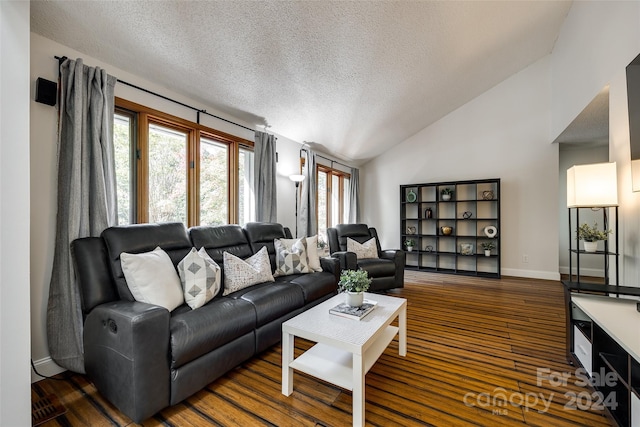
551,1,640,288
551,1,639,141
1,1,32,425
558,144,609,277
362,1,640,283
361,56,559,280
30,33,305,379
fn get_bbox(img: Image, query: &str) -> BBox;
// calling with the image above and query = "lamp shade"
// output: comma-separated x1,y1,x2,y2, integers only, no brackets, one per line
567,162,618,207
289,174,305,183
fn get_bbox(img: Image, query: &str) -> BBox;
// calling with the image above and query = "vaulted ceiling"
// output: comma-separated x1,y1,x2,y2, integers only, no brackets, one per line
30,1,572,164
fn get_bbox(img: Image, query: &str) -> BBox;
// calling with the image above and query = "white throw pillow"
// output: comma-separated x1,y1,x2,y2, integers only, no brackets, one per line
120,246,184,311
273,238,312,276
277,235,322,272
347,237,379,259
222,246,274,296
177,247,221,310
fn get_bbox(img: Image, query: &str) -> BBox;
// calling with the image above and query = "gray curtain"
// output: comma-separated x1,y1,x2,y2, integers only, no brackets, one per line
254,131,277,222
349,167,360,223
46,58,117,373
298,149,317,237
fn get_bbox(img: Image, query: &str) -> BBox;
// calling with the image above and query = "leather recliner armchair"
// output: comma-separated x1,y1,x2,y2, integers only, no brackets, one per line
327,224,405,291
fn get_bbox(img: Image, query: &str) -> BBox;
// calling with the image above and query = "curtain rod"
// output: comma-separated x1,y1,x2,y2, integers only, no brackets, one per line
55,55,256,133
300,147,352,170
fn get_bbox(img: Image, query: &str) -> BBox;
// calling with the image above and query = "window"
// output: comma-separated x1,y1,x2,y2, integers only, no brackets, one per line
199,136,228,226
114,98,254,227
316,165,351,242
148,122,189,224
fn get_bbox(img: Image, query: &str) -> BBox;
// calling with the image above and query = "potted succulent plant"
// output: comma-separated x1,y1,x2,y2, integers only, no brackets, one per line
481,241,495,257
338,269,372,307
317,238,328,255
578,222,611,252
404,238,415,252
441,188,454,201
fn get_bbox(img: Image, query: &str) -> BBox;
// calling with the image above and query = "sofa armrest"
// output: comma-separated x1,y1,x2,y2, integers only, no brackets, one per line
380,249,406,288
320,256,341,283
84,301,170,423
330,251,357,271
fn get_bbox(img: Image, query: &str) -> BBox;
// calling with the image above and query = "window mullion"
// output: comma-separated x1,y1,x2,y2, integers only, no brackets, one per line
229,142,239,224
189,129,199,227
137,113,150,224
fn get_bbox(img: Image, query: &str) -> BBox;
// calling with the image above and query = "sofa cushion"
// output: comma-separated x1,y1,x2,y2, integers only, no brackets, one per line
288,272,338,303
243,222,290,271
357,258,396,278
222,247,274,296
120,246,184,311
102,222,192,301
170,297,256,369
177,248,221,310
189,225,253,265
273,238,311,276
228,281,304,326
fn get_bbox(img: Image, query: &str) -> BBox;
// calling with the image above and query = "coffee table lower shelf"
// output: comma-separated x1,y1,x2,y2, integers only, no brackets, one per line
288,325,399,390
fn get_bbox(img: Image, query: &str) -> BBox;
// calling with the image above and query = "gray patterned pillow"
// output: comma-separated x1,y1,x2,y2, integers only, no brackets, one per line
276,235,322,272
177,247,221,310
273,238,312,277
222,246,274,296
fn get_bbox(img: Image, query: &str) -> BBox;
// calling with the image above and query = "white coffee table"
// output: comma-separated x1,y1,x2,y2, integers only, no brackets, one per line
281,292,407,427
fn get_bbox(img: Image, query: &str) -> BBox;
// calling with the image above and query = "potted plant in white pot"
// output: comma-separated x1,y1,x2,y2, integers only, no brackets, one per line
441,188,454,201
481,241,495,257
404,238,415,252
578,222,611,252
338,269,372,307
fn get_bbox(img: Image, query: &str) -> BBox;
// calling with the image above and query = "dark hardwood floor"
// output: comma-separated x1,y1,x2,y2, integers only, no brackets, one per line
32,271,613,426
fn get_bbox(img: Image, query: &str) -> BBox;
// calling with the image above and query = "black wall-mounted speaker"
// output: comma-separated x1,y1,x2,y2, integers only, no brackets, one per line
35,78,57,106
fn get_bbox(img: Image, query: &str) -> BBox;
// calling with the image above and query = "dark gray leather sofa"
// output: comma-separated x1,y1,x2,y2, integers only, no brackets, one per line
327,223,405,291
71,221,339,423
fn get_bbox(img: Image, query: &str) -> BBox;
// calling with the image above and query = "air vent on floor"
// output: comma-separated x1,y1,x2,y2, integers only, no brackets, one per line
32,394,66,426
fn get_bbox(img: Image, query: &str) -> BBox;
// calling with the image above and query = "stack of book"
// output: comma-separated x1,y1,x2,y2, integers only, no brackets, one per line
329,299,377,320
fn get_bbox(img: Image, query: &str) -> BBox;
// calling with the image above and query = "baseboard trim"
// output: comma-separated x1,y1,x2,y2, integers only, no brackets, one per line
501,268,561,281
558,266,605,278
31,356,66,383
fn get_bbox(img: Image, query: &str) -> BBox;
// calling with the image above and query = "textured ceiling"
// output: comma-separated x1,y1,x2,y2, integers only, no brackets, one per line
554,86,609,147
30,1,572,164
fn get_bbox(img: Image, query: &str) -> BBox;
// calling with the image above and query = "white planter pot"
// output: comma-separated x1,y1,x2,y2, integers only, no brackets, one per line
484,250,491,257
406,246,413,252
345,291,364,307
583,241,598,252
442,194,451,201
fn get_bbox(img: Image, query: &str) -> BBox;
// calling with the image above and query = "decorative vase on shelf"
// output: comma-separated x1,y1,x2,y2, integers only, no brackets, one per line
440,226,453,236
583,241,598,252
345,291,364,307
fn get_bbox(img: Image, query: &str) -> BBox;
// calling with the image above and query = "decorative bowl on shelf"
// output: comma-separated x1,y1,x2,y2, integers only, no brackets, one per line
440,226,453,236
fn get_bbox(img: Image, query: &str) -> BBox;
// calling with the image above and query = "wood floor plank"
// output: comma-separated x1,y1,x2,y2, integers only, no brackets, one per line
32,271,613,426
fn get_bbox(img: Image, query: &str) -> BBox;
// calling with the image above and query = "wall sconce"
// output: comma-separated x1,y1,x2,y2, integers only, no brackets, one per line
289,174,305,237
567,162,618,207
